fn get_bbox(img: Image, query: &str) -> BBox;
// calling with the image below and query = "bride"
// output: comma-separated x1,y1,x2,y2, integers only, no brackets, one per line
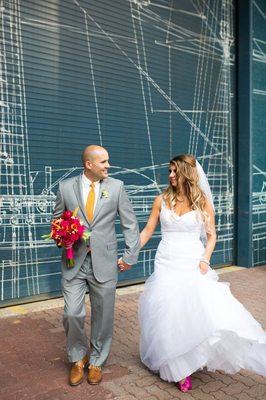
139,154,266,393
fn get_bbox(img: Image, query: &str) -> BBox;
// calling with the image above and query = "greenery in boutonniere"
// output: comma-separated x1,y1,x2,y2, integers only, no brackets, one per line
101,190,108,199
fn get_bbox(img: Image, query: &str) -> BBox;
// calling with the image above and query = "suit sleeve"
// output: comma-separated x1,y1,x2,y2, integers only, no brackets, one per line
52,183,66,220
117,182,140,265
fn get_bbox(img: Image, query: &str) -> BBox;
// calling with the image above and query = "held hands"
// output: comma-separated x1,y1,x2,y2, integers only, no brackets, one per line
199,259,210,274
118,257,132,272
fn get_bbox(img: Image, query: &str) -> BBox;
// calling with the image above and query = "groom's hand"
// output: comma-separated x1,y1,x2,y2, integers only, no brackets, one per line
118,258,132,272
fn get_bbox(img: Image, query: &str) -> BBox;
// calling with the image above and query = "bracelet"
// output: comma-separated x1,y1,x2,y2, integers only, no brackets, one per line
200,259,210,266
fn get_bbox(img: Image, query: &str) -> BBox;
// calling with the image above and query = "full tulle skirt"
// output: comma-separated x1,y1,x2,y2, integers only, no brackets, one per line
139,260,266,382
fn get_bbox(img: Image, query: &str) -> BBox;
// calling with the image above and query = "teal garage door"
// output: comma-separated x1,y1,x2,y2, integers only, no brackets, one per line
0,0,235,304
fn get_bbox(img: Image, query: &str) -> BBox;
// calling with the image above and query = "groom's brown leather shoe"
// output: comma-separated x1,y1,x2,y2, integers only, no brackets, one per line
87,365,102,385
69,355,88,386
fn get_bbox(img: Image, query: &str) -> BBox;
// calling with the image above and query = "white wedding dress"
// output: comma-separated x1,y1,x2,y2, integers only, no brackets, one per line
139,201,266,382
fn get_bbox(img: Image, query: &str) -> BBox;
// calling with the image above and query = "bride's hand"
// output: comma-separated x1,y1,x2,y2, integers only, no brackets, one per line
199,261,209,274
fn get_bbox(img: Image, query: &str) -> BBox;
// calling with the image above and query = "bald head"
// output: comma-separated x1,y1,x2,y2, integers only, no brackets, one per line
82,145,108,166
82,145,110,181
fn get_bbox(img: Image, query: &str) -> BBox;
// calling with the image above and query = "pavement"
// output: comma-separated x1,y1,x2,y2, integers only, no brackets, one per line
0,265,266,400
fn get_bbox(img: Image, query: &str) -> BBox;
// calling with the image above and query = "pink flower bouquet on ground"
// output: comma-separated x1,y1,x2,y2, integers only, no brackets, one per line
42,208,90,267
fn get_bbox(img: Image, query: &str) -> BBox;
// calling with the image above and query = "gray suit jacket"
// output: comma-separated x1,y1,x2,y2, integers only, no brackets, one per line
53,174,140,281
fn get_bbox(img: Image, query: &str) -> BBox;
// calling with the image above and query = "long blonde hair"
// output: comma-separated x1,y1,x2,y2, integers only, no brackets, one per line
163,154,210,228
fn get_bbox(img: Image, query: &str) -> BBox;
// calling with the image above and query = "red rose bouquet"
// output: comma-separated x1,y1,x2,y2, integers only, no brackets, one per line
42,208,90,267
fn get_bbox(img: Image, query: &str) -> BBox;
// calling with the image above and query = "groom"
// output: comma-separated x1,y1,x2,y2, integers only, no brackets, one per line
53,145,140,386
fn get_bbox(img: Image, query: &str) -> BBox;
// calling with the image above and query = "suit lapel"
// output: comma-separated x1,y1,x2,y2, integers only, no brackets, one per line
92,179,109,224
73,175,88,224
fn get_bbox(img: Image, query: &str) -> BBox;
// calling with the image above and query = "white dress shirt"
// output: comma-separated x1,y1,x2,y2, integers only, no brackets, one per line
81,173,100,213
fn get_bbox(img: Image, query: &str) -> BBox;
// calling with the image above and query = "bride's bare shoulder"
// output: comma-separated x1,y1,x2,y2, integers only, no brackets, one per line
153,195,163,210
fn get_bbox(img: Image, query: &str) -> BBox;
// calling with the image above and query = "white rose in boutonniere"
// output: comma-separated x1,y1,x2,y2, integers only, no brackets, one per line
101,190,109,199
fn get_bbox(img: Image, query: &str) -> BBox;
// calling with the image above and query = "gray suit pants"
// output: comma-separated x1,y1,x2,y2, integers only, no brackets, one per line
62,254,117,365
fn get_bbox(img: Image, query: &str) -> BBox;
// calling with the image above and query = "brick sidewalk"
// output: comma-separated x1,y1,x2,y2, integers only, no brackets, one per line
0,266,266,400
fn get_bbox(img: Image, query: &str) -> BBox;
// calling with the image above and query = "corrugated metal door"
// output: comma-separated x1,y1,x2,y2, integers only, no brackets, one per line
0,0,236,304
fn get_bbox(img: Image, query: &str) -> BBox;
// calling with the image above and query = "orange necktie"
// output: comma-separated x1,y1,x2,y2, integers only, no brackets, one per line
86,183,95,223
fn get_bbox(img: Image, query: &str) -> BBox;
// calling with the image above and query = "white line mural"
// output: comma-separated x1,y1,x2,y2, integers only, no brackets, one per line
2,0,262,303
252,1,266,265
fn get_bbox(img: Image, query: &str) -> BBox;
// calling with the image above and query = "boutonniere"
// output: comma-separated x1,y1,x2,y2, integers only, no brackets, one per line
101,190,109,199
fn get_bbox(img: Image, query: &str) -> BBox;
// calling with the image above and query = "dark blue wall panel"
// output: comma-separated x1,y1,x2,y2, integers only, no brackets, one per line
252,0,266,265
0,0,236,303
